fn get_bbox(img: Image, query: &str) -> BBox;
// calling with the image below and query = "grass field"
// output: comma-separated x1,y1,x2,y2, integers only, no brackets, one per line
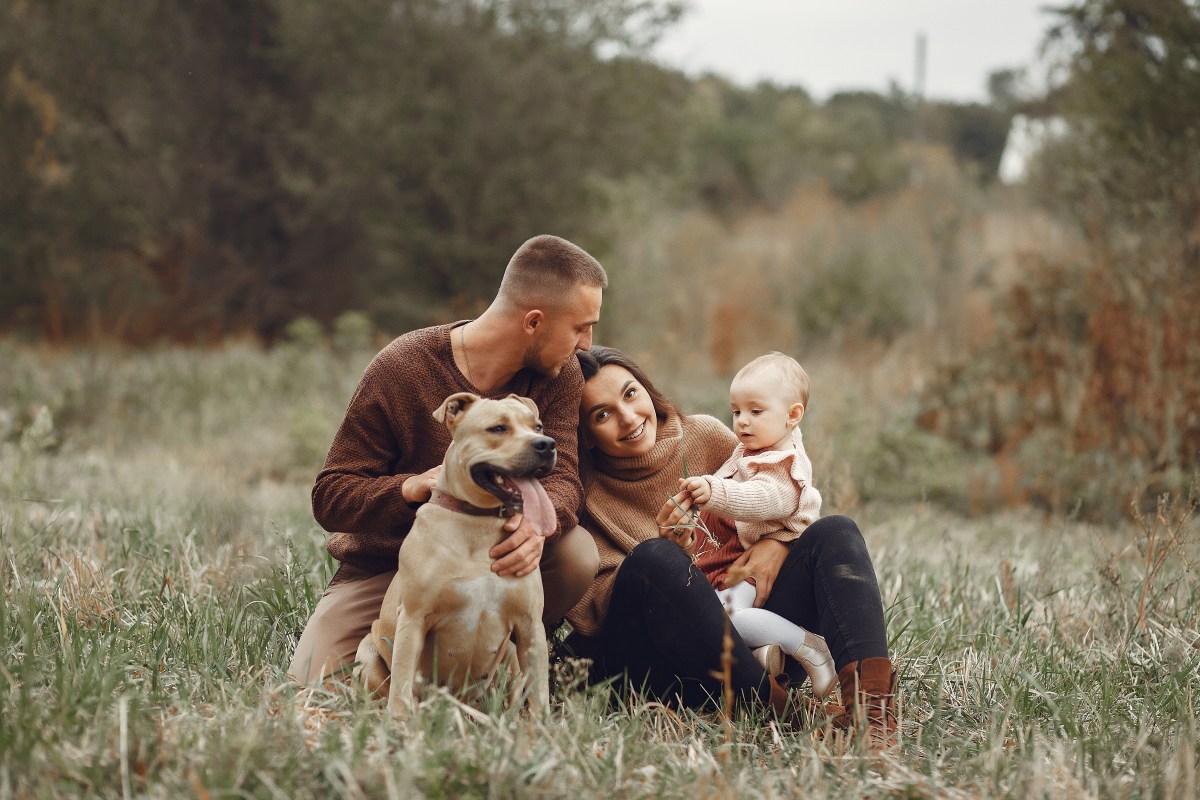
2,342,1197,798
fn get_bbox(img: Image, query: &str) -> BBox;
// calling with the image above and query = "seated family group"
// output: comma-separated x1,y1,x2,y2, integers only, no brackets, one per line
288,235,897,751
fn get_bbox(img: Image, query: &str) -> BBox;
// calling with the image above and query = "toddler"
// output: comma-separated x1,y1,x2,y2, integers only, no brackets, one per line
678,352,835,697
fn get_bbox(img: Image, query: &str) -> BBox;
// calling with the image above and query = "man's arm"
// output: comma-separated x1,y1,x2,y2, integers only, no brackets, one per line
311,379,420,535
487,363,585,576
532,361,585,540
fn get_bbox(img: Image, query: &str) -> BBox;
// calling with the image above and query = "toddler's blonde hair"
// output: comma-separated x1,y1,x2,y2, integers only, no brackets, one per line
734,351,810,408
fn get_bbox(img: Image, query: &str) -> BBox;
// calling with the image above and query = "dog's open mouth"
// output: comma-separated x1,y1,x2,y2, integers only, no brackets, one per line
470,462,557,536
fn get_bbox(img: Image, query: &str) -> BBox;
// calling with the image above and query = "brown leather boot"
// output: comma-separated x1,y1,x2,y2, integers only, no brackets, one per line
766,673,814,728
831,657,897,752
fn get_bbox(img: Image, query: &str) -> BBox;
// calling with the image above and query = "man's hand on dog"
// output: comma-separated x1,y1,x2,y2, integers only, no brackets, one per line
402,465,442,504
489,512,544,577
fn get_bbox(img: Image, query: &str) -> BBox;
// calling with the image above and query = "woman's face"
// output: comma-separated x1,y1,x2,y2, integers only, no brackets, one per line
580,364,658,458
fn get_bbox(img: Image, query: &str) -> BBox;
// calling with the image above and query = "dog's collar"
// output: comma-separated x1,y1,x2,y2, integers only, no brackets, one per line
428,488,517,519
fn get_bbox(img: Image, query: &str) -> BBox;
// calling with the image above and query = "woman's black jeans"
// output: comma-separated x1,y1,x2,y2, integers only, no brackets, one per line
587,515,888,710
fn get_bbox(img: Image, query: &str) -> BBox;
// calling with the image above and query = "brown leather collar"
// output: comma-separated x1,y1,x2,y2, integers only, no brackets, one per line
428,488,515,519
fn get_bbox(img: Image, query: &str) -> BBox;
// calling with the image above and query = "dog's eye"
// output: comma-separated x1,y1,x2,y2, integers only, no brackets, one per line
488,425,509,434
535,424,544,433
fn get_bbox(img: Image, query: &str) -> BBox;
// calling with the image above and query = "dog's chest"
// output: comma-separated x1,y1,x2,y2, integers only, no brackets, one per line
436,573,529,629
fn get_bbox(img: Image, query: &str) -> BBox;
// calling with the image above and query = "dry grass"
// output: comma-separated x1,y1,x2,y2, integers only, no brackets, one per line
1,342,1197,798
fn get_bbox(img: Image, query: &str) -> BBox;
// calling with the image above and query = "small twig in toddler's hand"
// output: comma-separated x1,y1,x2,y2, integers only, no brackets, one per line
665,494,720,552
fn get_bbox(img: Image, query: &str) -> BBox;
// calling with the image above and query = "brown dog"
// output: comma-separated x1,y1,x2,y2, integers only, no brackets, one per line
353,392,556,718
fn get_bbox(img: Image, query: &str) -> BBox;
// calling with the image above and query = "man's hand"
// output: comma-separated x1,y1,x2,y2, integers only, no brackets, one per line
401,465,442,504
731,538,790,607
679,476,712,506
489,512,545,577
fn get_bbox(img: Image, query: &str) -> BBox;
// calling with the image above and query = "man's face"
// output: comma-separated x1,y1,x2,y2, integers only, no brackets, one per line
523,285,602,378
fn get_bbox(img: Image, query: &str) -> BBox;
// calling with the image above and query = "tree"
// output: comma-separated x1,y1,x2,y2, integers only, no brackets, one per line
921,0,1200,515
1045,0,1200,486
0,0,685,340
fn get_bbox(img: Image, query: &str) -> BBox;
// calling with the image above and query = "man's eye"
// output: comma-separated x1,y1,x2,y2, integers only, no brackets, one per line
488,425,509,434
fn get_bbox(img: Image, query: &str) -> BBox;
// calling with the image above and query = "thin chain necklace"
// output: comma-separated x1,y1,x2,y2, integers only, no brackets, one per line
459,324,473,385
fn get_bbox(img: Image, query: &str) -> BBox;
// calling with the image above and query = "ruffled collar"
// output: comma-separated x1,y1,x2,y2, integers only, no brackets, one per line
591,412,684,482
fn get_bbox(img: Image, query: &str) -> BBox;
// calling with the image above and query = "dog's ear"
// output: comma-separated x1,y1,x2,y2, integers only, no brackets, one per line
433,392,480,431
506,394,540,418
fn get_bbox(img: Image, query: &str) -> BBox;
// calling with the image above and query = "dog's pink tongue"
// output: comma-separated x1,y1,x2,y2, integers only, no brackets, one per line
513,476,556,537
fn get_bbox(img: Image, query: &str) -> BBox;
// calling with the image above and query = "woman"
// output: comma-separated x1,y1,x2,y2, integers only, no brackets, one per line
565,346,896,750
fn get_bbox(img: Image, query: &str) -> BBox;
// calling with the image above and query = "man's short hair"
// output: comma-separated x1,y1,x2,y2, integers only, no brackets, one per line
498,235,608,310
735,351,810,407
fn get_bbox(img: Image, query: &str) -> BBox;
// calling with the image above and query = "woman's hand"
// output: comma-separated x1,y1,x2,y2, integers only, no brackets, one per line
656,489,699,550
731,538,789,606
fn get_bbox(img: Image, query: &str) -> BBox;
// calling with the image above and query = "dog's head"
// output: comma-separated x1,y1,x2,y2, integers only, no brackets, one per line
433,392,557,519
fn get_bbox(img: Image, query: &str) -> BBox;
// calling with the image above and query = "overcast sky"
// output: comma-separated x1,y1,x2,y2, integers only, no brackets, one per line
651,0,1059,102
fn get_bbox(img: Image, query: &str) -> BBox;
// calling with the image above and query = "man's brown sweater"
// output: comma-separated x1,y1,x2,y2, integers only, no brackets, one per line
312,322,584,578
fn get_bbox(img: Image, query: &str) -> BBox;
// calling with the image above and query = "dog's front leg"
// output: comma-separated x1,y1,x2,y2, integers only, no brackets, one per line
512,618,550,713
387,606,425,720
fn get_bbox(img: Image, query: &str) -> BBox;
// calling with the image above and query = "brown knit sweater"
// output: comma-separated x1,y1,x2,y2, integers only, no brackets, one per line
312,322,584,578
566,412,737,636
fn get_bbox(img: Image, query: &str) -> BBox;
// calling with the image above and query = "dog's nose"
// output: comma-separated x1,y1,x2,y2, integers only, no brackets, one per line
531,436,556,453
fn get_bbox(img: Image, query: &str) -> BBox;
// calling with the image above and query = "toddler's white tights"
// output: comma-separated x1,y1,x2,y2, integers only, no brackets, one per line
716,580,812,654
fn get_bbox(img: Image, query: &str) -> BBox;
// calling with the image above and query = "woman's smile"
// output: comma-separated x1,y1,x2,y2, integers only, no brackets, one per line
621,421,647,442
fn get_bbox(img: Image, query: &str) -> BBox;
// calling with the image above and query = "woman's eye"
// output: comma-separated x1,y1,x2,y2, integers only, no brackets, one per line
595,410,610,422
624,388,637,399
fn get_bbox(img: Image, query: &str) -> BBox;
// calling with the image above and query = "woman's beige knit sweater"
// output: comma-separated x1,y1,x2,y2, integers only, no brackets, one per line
566,412,737,637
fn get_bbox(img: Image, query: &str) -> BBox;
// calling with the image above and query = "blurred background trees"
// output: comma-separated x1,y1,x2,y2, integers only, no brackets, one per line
918,0,1200,513
0,0,689,338
1,0,1011,340
1,0,1197,519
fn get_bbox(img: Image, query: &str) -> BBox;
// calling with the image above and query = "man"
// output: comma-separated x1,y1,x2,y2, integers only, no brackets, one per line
289,234,605,685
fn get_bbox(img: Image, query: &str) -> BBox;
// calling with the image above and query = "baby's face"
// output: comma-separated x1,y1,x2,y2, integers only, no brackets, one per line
729,371,802,451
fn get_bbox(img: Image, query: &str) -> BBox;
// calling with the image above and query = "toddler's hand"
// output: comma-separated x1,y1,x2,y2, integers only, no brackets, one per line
679,476,712,505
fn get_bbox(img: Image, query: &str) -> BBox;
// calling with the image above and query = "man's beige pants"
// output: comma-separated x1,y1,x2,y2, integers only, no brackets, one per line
288,526,598,685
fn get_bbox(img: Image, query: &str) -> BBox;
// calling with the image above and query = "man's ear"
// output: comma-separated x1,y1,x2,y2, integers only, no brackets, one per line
788,402,805,428
433,392,481,432
522,309,544,335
